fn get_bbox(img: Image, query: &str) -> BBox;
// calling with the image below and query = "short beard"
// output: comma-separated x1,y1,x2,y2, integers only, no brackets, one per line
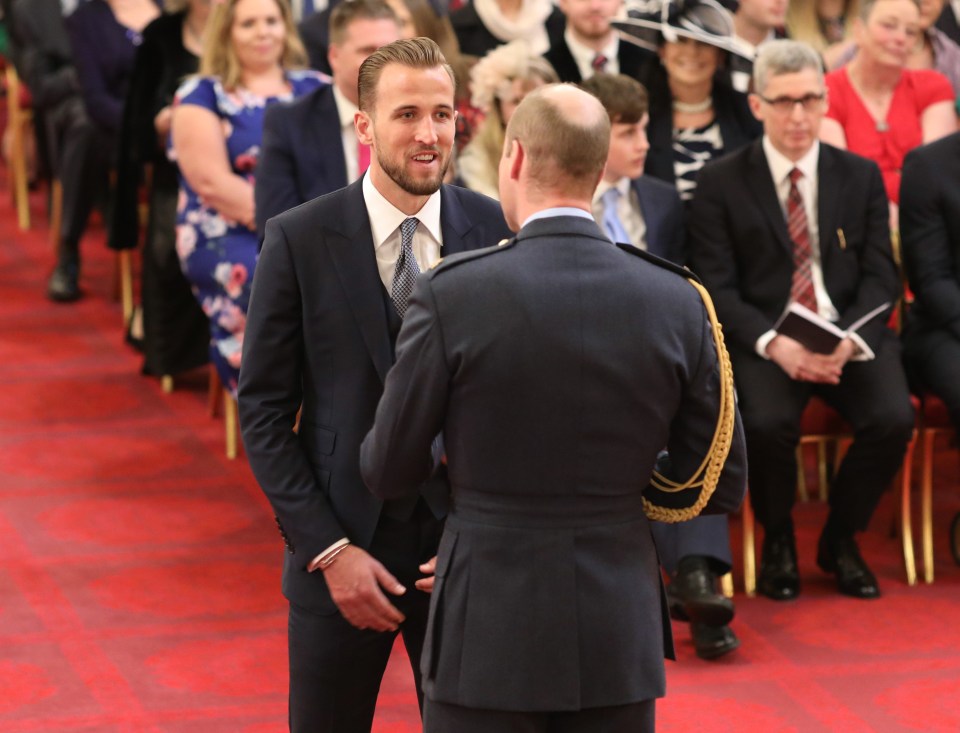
376,146,449,196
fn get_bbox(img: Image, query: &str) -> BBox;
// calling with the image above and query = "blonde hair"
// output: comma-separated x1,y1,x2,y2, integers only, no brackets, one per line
199,0,307,90
786,0,861,52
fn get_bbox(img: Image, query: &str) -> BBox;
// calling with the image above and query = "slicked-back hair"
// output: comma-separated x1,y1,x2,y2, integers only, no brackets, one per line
357,37,455,113
199,0,307,91
505,84,610,199
329,0,399,46
752,39,824,95
579,73,649,124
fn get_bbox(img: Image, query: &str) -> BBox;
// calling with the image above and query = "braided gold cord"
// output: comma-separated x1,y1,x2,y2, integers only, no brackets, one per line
644,279,737,523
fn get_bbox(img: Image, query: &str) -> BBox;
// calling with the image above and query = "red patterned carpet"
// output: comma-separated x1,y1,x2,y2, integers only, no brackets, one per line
1,184,960,732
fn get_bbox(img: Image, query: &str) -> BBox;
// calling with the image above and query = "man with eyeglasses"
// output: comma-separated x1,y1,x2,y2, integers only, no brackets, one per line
689,40,914,603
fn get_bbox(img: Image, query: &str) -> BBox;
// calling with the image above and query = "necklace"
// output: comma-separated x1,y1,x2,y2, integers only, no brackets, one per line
672,97,713,114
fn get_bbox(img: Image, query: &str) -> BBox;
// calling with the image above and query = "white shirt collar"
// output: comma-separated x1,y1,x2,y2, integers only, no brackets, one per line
363,172,443,249
593,176,632,204
332,84,359,131
762,136,819,187
522,207,594,227
564,27,619,76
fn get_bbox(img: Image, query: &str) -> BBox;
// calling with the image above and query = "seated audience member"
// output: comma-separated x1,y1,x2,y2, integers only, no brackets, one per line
583,72,738,659
171,0,324,393
832,0,960,102
451,0,566,58
256,0,400,237
580,74,684,265
900,132,960,438
457,40,558,198
10,0,110,302
690,40,914,602
616,0,762,201
818,0,956,228
110,0,212,379
787,0,861,67
546,0,653,83
730,0,789,91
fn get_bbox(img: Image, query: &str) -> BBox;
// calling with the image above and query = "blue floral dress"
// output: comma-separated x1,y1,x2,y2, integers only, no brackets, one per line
172,71,325,392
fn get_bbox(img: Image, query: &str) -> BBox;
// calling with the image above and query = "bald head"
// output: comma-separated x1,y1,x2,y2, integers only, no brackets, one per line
504,84,611,199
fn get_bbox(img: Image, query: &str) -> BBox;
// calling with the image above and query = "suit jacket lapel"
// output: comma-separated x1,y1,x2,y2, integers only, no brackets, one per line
313,89,348,195
746,141,793,254
816,146,842,269
633,179,660,254
326,180,393,383
439,185,490,255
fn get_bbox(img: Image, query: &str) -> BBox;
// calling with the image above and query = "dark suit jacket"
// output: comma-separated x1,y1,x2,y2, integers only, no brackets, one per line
543,35,654,83
299,7,332,74
901,132,960,352
937,4,960,46
10,0,79,111
360,215,746,711
639,62,762,187
633,175,685,264
238,179,510,614
688,140,898,355
255,84,347,241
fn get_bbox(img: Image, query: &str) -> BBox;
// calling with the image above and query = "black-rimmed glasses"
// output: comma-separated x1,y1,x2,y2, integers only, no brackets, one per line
756,92,826,114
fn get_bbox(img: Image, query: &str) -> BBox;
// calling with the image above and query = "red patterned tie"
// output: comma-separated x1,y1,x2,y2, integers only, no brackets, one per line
787,168,818,312
591,53,608,73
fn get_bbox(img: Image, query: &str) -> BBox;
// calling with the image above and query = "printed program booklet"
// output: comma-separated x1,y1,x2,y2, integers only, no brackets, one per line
773,302,891,354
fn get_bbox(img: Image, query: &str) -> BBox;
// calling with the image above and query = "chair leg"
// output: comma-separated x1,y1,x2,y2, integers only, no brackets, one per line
795,444,809,502
207,365,221,417
817,439,829,501
6,67,31,231
118,251,134,326
224,389,238,460
160,375,174,394
741,496,756,597
720,572,734,599
922,428,935,584
900,430,917,586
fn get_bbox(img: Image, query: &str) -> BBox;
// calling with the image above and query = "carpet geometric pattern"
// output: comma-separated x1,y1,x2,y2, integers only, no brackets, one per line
2,185,959,732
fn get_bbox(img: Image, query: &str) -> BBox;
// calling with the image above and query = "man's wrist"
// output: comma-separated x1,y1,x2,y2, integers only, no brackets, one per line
308,538,351,572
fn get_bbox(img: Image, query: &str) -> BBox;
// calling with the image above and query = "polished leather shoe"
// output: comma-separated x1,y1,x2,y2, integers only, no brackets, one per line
668,556,735,626
817,534,881,599
758,529,800,601
691,622,740,660
47,261,81,303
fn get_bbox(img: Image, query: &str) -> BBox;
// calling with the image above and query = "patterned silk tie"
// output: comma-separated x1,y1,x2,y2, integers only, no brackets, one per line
591,53,608,74
601,187,631,244
787,168,818,312
392,217,421,317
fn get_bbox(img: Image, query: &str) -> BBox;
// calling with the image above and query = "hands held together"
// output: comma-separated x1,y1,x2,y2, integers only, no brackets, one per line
767,334,857,385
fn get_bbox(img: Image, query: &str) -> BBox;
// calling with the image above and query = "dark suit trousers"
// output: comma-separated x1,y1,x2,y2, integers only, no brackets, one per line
423,698,655,733
288,503,441,733
905,328,960,434
733,334,914,536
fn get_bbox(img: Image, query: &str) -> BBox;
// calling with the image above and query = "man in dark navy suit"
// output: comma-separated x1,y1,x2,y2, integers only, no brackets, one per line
254,0,400,240
239,38,510,733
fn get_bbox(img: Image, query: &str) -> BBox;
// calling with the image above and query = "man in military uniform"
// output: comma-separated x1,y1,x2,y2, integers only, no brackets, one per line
359,83,747,733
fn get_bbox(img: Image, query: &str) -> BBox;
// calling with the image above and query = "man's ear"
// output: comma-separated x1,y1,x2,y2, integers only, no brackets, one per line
748,93,764,123
509,139,524,182
355,110,374,146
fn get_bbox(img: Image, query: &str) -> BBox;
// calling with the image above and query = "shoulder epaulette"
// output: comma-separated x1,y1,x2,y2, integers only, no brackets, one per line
427,238,517,278
615,243,702,285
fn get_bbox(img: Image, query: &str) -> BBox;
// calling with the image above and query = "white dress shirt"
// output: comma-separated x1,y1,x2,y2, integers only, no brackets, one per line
564,28,620,80
592,177,647,250
758,136,872,360
332,84,362,184
363,172,443,293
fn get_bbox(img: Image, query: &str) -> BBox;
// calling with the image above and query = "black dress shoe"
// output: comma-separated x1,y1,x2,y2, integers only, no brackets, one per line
758,529,800,601
47,261,81,302
691,623,740,660
669,556,735,626
817,534,881,599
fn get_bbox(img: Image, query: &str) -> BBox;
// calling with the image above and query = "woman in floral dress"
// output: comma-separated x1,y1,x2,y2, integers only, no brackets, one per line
171,0,325,392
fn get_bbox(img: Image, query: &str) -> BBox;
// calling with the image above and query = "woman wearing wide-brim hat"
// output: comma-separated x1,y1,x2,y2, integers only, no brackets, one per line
613,0,762,201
